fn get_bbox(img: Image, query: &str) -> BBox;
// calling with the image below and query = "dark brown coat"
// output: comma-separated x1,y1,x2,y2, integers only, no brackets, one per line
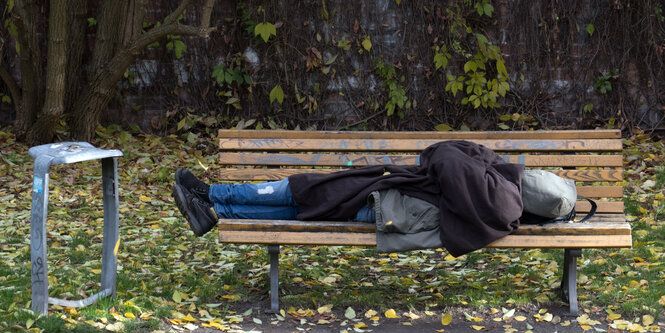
289,140,524,256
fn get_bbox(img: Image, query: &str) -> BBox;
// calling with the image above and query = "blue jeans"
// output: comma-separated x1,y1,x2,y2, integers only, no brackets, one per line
209,178,375,222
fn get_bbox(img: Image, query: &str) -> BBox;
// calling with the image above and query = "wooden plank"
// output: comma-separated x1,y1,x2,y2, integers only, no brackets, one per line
576,186,623,198
219,219,629,235
487,235,632,248
219,129,621,140
219,152,623,167
219,231,631,248
219,138,622,152
219,220,375,233
215,168,623,182
219,231,377,246
515,222,630,235
576,201,624,214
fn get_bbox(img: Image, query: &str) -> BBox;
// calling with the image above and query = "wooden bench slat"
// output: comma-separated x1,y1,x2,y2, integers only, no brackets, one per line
219,153,623,167
576,201,623,213
219,220,376,233
576,186,623,198
215,168,623,182
219,220,629,235
219,138,622,152
219,231,631,248
488,235,632,248
219,129,621,140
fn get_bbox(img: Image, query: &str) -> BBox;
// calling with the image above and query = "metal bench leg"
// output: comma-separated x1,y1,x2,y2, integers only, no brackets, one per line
100,157,120,297
30,156,54,314
561,248,582,315
268,245,280,313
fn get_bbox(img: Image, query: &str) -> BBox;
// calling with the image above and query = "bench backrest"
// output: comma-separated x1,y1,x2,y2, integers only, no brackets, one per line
217,129,624,218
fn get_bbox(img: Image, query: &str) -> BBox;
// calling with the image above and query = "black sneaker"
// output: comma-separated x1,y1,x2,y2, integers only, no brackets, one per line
172,184,218,236
175,168,211,203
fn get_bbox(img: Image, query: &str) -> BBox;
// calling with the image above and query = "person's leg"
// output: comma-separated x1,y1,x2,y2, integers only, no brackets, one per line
214,204,299,220
351,205,375,222
209,178,297,206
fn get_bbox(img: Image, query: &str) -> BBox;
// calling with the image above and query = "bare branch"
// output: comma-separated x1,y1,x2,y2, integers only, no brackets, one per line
163,0,193,25
199,0,215,37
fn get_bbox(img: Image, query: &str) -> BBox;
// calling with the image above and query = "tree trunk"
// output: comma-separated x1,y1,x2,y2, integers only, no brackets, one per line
26,0,68,144
63,0,88,114
13,0,44,140
70,0,217,141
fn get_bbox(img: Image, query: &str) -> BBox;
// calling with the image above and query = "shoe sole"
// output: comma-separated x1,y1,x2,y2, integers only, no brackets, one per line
175,168,210,203
172,184,205,236
175,168,184,186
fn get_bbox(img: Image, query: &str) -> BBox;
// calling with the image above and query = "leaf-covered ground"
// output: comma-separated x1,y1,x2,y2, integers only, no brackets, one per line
0,127,664,332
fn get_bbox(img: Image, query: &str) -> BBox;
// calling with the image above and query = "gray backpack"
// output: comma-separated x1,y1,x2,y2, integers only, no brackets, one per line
521,170,596,224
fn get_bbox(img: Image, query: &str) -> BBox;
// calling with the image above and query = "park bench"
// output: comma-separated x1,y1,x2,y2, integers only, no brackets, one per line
215,129,631,315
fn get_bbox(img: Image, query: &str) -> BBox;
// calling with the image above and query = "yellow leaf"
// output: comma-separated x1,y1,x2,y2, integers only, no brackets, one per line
471,325,485,330
354,322,368,329
659,295,665,306
370,316,380,321
139,195,150,202
181,314,196,322
642,315,654,326
515,316,527,321
124,312,136,319
403,312,421,320
580,324,592,330
318,305,332,314
173,290,182,303
444,254,457,261
385,309,400,318
365,309,378,318
90,269,102,274
441,313,452,325
607,313,622,320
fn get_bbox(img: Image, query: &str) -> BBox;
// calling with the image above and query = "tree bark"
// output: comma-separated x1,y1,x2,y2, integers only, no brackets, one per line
13,0,44,140
63,0,88,114
70,0,217,141
0,42,22,117
26,0,69,144
89,0,126,82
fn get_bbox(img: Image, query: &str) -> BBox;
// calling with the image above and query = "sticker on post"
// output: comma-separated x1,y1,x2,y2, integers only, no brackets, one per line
33,176,44,194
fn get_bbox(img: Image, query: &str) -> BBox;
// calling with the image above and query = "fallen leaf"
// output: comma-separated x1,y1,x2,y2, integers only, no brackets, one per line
345,307,356,319
385,309,400,319
441,313,452,325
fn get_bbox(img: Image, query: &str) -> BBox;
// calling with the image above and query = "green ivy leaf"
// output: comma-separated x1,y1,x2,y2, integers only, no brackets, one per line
483,3,494,17
337,39,351,51
496,59,508,77
435,124,453,131
2,95,11,104
464,61,478,73
586,23,595,36
434,52,449,70
362,36,372,51
254,22,277,43
211,65,224,84
166,40,186,59
270,84,284,104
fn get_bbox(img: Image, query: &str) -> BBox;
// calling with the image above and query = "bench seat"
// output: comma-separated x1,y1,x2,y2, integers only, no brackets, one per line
215,129,631,315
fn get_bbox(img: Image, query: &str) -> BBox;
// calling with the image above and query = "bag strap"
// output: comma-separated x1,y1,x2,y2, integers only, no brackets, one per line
576,195,597,223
